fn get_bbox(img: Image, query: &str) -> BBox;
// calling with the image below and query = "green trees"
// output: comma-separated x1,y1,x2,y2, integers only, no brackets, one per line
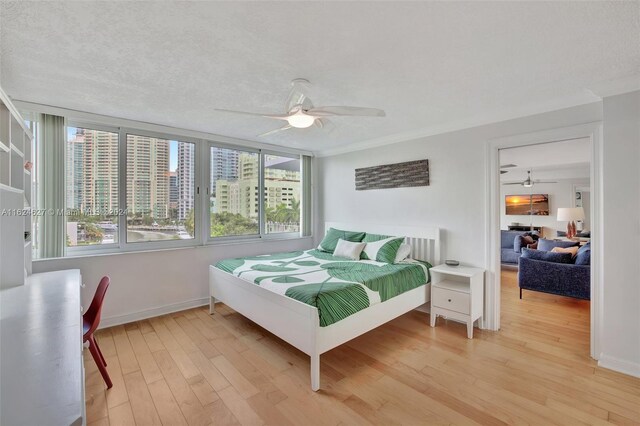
184,209,258,237
266,198,300,224
210,212,258,237
83,222,104,243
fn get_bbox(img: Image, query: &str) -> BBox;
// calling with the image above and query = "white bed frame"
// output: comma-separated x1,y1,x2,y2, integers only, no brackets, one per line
209,222,441,391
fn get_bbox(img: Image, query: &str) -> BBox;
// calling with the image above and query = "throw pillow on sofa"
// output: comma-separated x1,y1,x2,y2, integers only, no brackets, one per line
521,248,573,264
513,235,535,253
537,238,580,252
575,242,591,265
551,246,580,258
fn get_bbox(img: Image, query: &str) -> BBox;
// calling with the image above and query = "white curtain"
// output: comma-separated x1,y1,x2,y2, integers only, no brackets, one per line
39,114,65,258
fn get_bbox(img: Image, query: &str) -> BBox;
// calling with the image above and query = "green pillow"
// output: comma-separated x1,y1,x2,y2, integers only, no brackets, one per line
363,233,392,242
318,228,366,253
361,237,405,263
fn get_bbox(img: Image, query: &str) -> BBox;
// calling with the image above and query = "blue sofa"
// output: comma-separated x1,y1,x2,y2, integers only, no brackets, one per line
501,230,536,265
518,242,590,300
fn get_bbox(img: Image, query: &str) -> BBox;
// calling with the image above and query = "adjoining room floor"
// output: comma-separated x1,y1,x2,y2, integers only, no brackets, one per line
85,274,639,425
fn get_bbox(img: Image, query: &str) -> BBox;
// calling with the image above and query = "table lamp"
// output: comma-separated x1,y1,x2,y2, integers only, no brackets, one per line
557,207,585,239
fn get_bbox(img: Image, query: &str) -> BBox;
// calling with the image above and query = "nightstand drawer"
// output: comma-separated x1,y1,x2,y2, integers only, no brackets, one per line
432,287,470,314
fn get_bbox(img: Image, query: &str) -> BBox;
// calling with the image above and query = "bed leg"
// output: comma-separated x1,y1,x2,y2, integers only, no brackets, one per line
310,353,320,391
209,296,216,315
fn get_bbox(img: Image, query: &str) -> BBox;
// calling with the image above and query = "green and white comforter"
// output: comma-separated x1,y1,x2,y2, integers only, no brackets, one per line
215,249,432,327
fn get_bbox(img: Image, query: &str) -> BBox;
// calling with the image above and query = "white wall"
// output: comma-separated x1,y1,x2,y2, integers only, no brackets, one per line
317,103,602,267
33,237,313,327
500,178,590,238
318,94,640,378
600,90,640,377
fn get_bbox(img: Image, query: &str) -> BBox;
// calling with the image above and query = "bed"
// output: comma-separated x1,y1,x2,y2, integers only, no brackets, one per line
209,222,441,391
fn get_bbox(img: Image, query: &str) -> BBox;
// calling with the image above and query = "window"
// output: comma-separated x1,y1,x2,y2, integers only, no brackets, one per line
30,109,311,258
264,154,301,234
209,146,259,237
126,134,195,243
65,126,119,247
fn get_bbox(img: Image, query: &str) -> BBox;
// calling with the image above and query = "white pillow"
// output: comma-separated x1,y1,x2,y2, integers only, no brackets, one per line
394,243,411,263
333,238,366,260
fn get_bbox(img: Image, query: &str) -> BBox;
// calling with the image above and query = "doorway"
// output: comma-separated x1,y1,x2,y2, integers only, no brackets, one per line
499,139,592,356
486,123,602,360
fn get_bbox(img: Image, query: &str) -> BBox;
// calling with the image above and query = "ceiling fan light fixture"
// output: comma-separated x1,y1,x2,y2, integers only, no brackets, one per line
286,112,315,128
523,181,533,188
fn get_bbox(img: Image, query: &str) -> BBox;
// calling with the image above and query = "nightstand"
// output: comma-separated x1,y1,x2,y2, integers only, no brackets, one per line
429,264,484,339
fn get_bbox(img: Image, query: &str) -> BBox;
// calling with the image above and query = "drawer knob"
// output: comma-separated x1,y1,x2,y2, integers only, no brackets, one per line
448,299,452,302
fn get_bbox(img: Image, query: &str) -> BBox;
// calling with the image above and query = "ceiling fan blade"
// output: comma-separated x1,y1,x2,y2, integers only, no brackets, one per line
306,106,386,117
258,125,292,138
533,180,558,184
215,109,289,120
500,164,517,169
501,182,525,185
314,118,336,133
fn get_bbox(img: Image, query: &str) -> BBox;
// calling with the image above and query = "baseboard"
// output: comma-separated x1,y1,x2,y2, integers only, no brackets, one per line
99,297,210,329
598,354,640,378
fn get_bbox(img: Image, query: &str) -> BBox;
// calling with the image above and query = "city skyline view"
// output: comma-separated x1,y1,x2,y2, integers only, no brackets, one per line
65,127,301,246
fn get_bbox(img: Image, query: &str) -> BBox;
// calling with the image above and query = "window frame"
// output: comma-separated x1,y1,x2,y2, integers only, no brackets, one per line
52,116,310,258
205,141,261,242
260,149,302,240
65,121,122,255
120,127,202,251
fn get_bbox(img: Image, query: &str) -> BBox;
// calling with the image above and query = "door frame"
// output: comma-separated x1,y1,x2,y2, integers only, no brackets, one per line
485,122,603,360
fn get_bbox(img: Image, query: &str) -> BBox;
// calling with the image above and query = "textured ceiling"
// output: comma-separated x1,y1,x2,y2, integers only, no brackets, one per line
1,1,638,155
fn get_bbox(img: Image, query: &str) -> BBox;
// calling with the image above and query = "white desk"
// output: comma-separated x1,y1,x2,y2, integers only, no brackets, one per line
0,269,85,426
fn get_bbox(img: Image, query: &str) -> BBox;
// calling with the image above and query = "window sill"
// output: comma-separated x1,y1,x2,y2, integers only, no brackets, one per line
33,235,314,262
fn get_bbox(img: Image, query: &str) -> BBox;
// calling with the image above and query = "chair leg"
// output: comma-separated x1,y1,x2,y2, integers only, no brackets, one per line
94,338,107,367
89,336,113,389
520,288,522,299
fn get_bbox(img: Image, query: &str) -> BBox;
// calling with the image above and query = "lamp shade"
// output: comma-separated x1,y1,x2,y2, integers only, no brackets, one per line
557,207,585,221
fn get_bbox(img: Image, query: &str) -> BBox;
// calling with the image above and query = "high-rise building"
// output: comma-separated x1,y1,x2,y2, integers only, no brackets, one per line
66,128,118,213
216,154,301,223
210,148,239,197
177,143,195,220
169,171,178,209
126,135,169,219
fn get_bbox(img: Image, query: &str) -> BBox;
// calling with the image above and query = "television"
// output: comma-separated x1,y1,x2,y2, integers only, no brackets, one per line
505,194,549,216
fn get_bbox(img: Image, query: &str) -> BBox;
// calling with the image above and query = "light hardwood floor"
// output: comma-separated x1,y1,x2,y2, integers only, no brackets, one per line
86,270,640,425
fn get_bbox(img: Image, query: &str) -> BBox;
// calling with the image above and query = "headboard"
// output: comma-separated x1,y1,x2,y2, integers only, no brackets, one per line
324,222,441,266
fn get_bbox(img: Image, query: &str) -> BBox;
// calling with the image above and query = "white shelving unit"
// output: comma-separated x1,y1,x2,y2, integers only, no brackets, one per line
0,87,33,289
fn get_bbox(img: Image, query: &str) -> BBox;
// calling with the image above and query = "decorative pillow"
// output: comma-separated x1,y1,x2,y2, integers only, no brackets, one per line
362,236,405,263
363,233,392,243
537,238,580,252
513,235,524,253
394,243,411,263
575,242,591,265
333,239,366,260
318,228,366,253
514,235,535,253
551,246,579,258
521,248,573,264
526,231,540,241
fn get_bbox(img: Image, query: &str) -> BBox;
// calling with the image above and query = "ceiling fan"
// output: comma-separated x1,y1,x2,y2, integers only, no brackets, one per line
215,78,386,137
500,163,517,174
502,170,557,187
